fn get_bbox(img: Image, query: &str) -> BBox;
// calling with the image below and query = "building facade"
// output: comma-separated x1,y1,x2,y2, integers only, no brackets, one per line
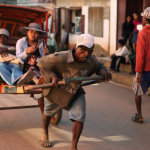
1,0,150,56
0,0,17,4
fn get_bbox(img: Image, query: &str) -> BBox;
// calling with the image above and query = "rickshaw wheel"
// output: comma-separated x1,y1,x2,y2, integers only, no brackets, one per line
51,108,62,124
38,76,62,124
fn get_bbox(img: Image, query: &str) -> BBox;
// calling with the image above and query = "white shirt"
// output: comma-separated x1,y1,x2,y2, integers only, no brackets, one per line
114,46,130,58
16,37,44,62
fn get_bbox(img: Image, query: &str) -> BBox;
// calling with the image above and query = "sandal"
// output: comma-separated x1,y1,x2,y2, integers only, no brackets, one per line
39,140,51,148
132,114,143,123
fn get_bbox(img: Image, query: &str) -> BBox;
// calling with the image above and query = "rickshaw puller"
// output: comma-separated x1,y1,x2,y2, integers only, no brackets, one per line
37,34,112,149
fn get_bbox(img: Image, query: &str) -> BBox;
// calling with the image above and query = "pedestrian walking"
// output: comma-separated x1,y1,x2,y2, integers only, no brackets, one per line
132,7,150,123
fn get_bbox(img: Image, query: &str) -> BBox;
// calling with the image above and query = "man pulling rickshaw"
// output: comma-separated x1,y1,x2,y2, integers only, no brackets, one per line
37,33,112,149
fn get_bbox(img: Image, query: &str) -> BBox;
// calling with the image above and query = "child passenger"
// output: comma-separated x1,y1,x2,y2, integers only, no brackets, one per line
16,23,49,84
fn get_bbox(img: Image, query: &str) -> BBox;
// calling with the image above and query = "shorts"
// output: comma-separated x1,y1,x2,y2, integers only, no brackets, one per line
133,72,150,96
44,94,86,122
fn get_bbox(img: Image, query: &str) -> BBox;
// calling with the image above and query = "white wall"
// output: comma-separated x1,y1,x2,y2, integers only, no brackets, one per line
17,2,54,10
82,6,109,53
109,0,117,55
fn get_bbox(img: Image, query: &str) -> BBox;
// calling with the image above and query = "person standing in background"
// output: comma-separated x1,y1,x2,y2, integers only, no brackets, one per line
47,33,58,54
131,12,142,51
122,16,134,43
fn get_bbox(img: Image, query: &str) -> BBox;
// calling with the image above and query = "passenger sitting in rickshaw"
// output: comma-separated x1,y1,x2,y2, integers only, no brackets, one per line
16,23,49,85
0,28,34,86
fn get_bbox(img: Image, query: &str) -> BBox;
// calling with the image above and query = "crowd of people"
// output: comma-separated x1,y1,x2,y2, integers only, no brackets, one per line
110,12,142,74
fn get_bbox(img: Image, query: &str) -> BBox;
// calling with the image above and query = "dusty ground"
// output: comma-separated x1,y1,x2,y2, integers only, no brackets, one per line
0,82,150,150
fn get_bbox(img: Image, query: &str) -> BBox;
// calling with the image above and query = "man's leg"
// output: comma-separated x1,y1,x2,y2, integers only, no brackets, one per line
71,121,83,150
130,59,136,74
133,43,136,51
135,95,142,118
40,98,61,147
116,56,126,72
0,62,13,85
110,56,118,70
132,72,150,122
69,94,86,150
8,63,23,85
40,112,51,147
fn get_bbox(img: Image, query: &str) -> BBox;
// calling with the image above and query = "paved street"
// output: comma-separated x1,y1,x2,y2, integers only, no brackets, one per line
0,82,150,150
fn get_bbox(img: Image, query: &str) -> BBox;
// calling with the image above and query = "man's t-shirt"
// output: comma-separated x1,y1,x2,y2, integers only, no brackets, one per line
37,49,107,109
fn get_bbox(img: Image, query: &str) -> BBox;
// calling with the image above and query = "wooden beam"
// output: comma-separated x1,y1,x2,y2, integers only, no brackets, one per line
143,0,150,9
0,20,27,27
3,23,7,29
10,24,16,36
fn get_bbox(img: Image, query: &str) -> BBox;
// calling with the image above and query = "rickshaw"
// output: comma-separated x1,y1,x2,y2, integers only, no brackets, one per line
0,4,105,125
0,4,62,124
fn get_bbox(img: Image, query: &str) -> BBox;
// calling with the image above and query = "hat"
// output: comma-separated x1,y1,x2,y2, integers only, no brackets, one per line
141,7,150,19
20,23,47,37
0,29,9,37
76,34,94,48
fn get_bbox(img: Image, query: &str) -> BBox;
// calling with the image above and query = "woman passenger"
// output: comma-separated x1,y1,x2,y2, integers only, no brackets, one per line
16,23,49,84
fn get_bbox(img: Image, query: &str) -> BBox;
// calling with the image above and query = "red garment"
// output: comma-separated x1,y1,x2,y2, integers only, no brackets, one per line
133,19,142,32
136,25,150,73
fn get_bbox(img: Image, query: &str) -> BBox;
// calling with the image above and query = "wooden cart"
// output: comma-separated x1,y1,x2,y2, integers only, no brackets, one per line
0,4,106,125
0,4,62,124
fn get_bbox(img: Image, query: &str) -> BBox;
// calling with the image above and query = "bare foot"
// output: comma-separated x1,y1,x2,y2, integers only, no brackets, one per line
39,131,51,147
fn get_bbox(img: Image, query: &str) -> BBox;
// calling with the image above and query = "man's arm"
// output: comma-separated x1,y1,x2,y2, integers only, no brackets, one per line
38,54,62,87
94,59,112,81
135,31,145,73
135,31,146,83
0,47,14,54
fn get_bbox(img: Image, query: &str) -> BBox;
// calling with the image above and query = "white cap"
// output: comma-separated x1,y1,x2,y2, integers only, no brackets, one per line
141,7,150,19
76,34,94,48
0,29,9,37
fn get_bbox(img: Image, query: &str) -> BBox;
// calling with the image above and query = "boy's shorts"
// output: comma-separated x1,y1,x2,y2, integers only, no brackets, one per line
133,72,150,96
44,94,86,122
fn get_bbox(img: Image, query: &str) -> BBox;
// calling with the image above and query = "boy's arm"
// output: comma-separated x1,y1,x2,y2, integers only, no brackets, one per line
0,47,14,54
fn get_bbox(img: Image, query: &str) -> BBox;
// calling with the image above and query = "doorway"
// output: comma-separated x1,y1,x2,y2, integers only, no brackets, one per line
126,0,143,18
117,0,143,48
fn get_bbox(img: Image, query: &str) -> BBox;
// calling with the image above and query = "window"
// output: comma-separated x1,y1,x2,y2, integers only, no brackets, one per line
88,7,104,37
65,8,84,34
